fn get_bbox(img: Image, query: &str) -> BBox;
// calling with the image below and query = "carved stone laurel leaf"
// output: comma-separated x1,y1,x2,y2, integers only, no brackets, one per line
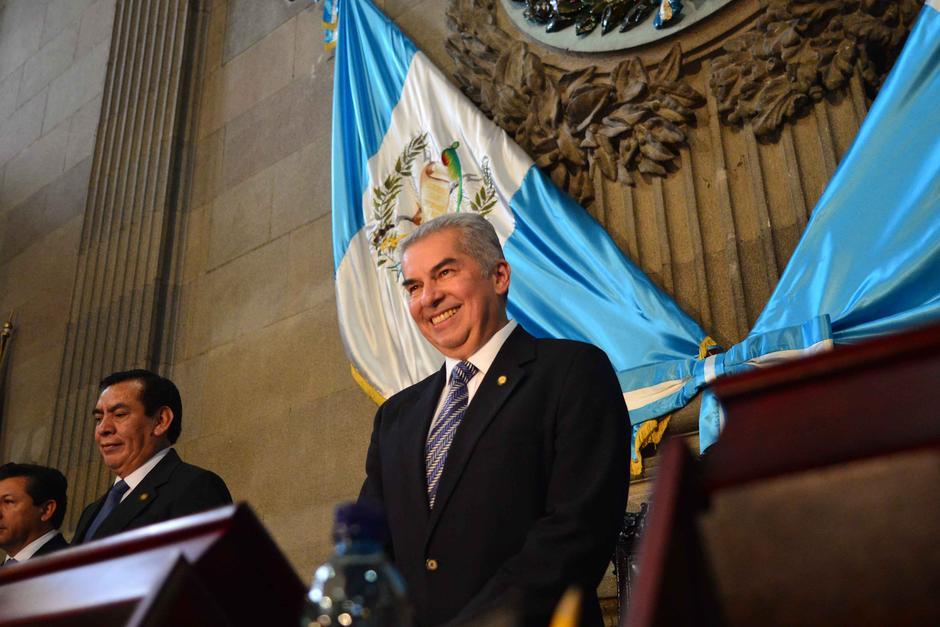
709,0,921,138
446,0,704,204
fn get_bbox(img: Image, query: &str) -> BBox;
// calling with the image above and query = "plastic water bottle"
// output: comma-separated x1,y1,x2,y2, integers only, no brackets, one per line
304,502,412,626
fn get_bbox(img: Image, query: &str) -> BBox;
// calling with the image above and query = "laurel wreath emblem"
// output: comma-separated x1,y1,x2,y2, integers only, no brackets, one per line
369,133,428,268
369,132,501,272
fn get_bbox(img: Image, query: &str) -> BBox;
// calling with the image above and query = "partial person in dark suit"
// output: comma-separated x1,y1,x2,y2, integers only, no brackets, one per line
73,370,232,544
0,462,70,565
359,213,629,626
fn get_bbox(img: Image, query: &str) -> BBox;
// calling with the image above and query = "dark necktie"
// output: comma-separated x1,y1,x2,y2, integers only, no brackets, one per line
425,361,478,508
2,557,17,567
84,479,129,541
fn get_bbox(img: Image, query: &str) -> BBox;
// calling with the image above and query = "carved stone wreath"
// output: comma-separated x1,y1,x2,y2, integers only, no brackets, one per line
446,0,705,206
709,0,921,138
446,0,919,202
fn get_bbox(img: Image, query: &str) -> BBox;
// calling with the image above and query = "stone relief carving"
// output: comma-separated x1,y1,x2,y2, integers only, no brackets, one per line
446,0,705,205
709,0,922,138
446,0,919,203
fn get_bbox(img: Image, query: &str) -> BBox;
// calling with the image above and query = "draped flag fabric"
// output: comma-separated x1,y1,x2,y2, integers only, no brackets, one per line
697,0,940,449
331,0,711,476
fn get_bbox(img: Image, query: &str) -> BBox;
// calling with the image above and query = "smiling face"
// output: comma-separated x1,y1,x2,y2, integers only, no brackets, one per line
402,228,510,360
0,476,53,557
94,379,172,478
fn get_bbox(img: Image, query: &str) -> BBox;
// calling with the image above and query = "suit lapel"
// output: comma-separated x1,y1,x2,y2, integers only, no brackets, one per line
95,448,181,538
400,367,445,523
425,327,536,543
74,496,106,542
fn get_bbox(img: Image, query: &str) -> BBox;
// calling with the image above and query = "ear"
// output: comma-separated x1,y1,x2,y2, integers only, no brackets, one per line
152,406,174,438
491,260,511,296
39,499,57,524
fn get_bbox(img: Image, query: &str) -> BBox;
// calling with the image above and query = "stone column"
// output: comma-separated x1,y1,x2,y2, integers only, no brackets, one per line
47,0,205,532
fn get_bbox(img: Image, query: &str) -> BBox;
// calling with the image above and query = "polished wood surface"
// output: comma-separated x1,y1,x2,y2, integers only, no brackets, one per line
707,321,940,489
0,503,305,627
625,322,940,627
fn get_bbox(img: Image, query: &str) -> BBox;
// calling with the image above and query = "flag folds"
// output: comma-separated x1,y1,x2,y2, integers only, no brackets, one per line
331,0,711,474
697,1,940,448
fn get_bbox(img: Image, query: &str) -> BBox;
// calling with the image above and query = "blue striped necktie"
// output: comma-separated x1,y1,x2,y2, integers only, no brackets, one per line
425,361,478,509
84,479,129,541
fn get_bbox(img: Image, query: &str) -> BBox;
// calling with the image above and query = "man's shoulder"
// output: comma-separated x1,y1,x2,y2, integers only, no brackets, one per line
532,334,604,353
529,334,613,366
174,457,221,478
521,335,621,394
168,454,226,484
152,449,229,492
158,452,233,506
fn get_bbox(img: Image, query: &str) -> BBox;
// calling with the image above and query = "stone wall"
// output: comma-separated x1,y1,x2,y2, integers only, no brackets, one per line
0,0,115,465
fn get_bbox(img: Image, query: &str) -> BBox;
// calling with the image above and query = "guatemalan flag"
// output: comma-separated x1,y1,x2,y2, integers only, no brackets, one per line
331,0,710,475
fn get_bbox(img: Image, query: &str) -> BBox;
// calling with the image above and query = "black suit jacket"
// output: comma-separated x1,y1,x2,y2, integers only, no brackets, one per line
360,326,629,627
32,532,69,558
73,448,232,544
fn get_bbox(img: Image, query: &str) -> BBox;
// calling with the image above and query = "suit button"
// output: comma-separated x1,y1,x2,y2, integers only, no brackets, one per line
425,558,438,572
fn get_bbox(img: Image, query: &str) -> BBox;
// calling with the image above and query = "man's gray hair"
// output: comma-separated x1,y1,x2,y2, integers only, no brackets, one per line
399,213,504,276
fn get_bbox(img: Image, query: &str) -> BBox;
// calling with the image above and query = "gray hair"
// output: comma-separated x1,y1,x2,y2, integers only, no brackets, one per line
399,213,504,276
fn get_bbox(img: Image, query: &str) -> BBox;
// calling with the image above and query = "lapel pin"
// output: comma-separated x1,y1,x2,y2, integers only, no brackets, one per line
138,492,150,502
497,375,507,386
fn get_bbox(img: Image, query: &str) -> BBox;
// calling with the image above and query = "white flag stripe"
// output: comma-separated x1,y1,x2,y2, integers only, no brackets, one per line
743,339,834,370
341,52,533,397
622,378,687,410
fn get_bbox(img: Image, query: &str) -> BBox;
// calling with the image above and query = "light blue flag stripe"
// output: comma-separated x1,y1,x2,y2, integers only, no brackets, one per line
752,2,940,343
699,3,940,450
505,167,707,428
332,0,417,270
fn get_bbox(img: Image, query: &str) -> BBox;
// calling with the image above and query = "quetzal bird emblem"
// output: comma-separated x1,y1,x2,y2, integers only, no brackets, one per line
441,141,463,212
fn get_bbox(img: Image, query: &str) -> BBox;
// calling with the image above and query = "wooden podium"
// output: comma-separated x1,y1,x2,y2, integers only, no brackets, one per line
625,321,940,627
0,503,307,626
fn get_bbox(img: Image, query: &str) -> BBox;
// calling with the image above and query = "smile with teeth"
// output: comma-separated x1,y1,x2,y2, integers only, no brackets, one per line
431,307,459,325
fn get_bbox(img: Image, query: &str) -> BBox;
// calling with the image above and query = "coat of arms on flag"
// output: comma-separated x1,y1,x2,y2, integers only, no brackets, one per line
367,134,499,272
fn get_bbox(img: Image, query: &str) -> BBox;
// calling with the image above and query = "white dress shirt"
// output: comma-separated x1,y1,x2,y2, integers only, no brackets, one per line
116,447,172,502
429,319,517,431
5,528,61,563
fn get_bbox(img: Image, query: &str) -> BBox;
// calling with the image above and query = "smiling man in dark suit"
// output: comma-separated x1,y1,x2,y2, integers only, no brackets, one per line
359,213,629,626
73,370,232,544
0,463,69,565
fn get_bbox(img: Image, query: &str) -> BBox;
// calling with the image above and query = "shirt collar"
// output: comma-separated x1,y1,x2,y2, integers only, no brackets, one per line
9,529,60,562
118,446,172,494
444,320,517,383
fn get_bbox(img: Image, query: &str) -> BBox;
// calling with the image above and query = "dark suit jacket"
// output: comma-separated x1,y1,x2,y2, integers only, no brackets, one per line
32,532,69,558
73,448,232,544
360,326,629,627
